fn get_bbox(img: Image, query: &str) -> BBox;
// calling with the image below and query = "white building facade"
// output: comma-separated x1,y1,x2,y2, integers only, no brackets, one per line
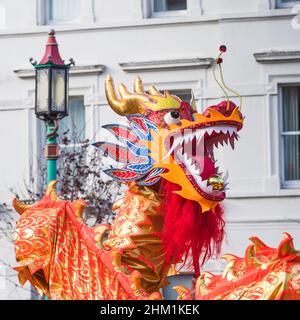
0,0,300,299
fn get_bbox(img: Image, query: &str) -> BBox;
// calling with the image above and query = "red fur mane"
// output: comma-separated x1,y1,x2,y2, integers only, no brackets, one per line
160,180,225,276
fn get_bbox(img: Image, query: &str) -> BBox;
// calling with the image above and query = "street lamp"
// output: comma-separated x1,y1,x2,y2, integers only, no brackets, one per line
31,29,74,184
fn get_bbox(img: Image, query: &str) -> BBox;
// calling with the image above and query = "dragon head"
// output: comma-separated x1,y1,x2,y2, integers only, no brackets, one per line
95,74,243,213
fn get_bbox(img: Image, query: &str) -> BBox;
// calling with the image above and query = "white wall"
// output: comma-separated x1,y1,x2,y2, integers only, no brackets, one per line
0,0,300,298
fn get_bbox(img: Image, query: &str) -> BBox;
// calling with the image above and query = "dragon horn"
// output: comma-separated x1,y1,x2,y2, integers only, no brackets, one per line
72,199,86,218
149,84,162,96
118,83,133,99
190,91,197,111
130,270,142,293
105,75,150,115
134,76,145,94
12,198,35,215
173,285,191,300
105,75,124,115
45,180,60,201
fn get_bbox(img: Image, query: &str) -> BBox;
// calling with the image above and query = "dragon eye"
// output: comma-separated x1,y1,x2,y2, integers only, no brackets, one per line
164,111,181,125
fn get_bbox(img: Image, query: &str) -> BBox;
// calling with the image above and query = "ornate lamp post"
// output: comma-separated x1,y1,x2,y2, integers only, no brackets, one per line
31,29,74,184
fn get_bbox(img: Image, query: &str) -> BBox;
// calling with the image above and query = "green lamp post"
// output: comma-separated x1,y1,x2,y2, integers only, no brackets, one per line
31,29,74,184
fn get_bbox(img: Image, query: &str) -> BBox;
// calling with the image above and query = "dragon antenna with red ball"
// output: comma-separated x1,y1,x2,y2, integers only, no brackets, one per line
213,45,243,111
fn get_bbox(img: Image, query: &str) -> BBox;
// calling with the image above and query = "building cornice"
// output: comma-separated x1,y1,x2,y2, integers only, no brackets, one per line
254,50,300,63
14,64,105,79
0,9,295,38
119,57,214,72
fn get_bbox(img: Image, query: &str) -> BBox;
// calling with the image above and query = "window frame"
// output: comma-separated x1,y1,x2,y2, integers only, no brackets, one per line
276,0,300,8
38,96,86,152
56,95,87,180
150,0,188,18
279,83,300,189
58,95,86,147
168,89,192,103
39,0,81,26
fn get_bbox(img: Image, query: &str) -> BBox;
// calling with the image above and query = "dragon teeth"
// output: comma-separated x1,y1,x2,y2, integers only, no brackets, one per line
164,125,237,194
229,136,235,149
206,126,237,137
198,178,213,193
195,130,203,140
205,185,214,193
162,135,183,160
165,125,237,158
227,127,235,136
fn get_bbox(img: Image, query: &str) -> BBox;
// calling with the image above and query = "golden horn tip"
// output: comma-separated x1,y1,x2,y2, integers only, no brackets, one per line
149,84,161,96
12,198,35,215
46,180,58,195
45,180,61,201
130,270,142,292
105,74,113,82
104,75,149,116
173,285,189,293
134,76,144,93
73,199,86,218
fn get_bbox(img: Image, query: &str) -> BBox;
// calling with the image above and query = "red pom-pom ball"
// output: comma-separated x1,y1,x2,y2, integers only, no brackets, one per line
216,57,223,64
219,45,227,53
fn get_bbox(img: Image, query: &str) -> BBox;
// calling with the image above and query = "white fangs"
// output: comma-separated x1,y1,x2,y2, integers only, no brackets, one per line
204,126,238,151
190,161,200,175
165,125,237,160
167,125,238,196
163,130,205,160
198,178,213,193
205,126,236,136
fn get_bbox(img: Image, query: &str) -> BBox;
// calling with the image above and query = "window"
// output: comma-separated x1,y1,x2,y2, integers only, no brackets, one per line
58,97,86,143
57,97,86,182
169,89,192,103
36,97,85,190
153,0,187,12
44,0,80,25
280,85,300,187
276,0,300,8
39,97,86,145
151,0,187,17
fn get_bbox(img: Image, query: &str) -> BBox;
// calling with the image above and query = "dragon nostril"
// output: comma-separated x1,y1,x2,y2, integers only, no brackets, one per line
171,111,180,119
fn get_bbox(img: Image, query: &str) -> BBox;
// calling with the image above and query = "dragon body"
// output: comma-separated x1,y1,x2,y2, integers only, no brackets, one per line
21,37,295,299
12,44,300,300
12,73,244,299
190,233,300,300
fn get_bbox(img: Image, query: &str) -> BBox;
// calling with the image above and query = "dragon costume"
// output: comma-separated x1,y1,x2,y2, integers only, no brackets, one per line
17,45,298,300
182,233,300,300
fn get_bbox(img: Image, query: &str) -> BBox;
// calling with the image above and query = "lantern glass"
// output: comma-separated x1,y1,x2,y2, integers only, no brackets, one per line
51,68,67,115
36,68,49,115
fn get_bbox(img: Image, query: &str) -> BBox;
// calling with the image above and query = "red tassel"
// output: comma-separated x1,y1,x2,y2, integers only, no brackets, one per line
160,180,225,274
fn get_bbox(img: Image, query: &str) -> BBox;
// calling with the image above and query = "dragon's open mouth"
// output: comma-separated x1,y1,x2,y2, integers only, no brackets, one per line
165,125,239,201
